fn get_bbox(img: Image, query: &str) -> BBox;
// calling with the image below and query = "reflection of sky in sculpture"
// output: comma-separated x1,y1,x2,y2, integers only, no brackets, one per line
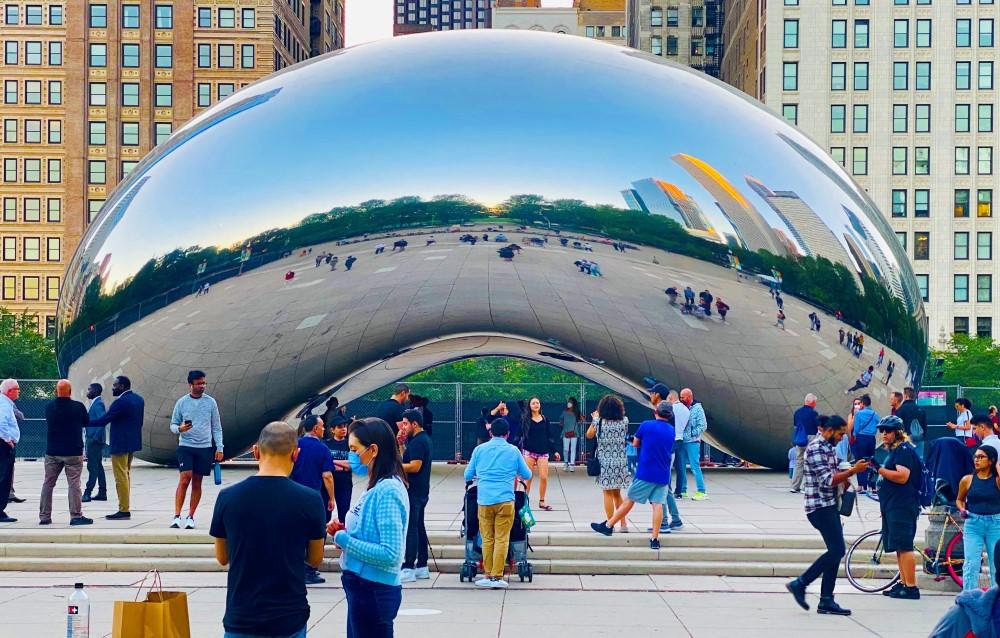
79,30,912,309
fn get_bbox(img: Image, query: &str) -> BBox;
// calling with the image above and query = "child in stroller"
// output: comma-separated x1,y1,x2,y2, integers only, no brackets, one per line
459,481,533,583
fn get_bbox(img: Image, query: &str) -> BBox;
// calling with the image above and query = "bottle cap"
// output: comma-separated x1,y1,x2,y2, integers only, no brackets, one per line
74,582,84,588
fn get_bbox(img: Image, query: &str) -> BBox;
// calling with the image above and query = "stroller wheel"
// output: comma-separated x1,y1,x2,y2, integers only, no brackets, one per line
517,564,526,582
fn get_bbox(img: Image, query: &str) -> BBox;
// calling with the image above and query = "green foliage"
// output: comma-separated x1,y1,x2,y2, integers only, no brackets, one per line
404,357,604,403
931,334,1000,387
0,308,58,378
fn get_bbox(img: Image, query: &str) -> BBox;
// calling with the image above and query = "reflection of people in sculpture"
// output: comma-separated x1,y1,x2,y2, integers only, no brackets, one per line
283,271,295,286
715,298,729,321
393,239,408,251
664,287,678,305
329,255,338,271
426,235,435,246
374,243,385,254
498,246,515,261
345,255,357,271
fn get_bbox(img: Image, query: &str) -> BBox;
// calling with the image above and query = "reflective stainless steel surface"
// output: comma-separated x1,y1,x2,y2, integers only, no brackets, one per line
58,31,926,469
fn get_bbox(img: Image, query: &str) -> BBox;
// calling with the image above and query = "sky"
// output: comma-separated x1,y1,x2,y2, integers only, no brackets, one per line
346,0,574,46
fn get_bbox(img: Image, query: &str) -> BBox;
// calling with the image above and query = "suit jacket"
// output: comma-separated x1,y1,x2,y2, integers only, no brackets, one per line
86,397,107,445
90,390,144,455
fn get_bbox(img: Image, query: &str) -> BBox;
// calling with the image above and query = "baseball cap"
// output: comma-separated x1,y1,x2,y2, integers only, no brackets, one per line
648,382,670,398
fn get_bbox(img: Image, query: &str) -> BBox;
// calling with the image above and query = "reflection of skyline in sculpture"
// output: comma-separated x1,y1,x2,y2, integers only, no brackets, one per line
671,153,785,256
843,233,879,282
843,205,907,304
744,177,859,284
621,178,722,243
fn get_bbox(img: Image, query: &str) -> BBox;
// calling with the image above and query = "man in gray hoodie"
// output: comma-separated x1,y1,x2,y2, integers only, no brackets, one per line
930,541,1000,637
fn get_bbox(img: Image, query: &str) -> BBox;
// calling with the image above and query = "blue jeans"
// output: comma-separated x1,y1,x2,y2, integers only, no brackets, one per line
658,455,681,529
342,570,402,638
672,446,686,495
224,627,305,638
850,434,877,490
684,441,706,493
962,513,1000,590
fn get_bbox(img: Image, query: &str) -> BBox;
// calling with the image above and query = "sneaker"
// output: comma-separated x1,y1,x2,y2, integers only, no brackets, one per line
70,517,93,526
304,571,326,585
650,538,661,550
92,494,108,501
568,465,575,473
82,493,92,503
668,520,684,530
38,519,52,525
183,516,195,530
649,526,672,534
414,566,431,580
170,516,182,529
680,492,689,499
789,488,801,493
882,582,905,597
489,578,509,589
817,598,851,616
889,586,920,600
400,568,416,583
692,492,708,501
475,577,495,588
785,578,808,611
590,521,614,536
0,514,17,523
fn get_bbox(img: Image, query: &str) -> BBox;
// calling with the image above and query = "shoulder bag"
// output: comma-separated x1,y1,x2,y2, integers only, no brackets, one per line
587,420,603,477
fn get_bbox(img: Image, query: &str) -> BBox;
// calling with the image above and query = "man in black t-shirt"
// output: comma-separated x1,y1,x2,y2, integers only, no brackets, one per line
399,408,432,583
875,416,922,601
210,422,326,637
375,383,409,433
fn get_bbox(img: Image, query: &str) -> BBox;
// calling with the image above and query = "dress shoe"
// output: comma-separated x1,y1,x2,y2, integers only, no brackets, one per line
92,494,108,501
105,511,131,520
38,519,52,525
8,496,25,504
785,578,808,610
817,598,851,616
0,514,18,523
70,517,94,526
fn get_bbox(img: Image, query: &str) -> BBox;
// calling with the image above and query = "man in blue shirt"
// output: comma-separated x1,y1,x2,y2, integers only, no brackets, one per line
464,418,531,589
290,415,334,585
0,379,21,523
848,394,880,494
790,394,819,493
83,383,107,503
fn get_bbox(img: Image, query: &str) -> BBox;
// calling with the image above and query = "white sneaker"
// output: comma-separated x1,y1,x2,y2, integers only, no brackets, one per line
475,577,494,588
490,578,509,589
414,566,431,580
170,516,182,529
568,465,575,473
400,568,416,583
183,516,195,529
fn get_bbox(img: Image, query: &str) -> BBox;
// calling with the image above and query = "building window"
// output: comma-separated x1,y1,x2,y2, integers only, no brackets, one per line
22,276,39,300
916,62,931,90
89,3,106,28
650,6,662,27
956,232,970,260
218,44,234,68
87,200,104,223
49,5,62,25
914,232,929,260
956,189,971,217
218,83,235,100
894,19,908,48
46,237,59,261
47,120,60,143
2,119,13,143
832,20,847,48
855,20,870,48
782,104,797,125
121,83,139,107
853,104,868,133
651,36,662,55
892,189,907,217
956,146,970,174
784,19,799,48
122,4,139,28
241,7,255,28
155,83,172,107
121,122,139,146
831,105,846,133
955,274,970,302
88,160,106,184
197,43,211,68
47,198,60,222
896,232,907,252
2,158,14,182
1,237,14,261
666,7,678,27
89,82,106,106
23,4,38,24
25,41,42,65
1,276,13,300
241,44,254,68
916,274,929,301
2,198,13,221
24,120,40,143
47,80,60,105
23,238,40,261
665,36,678,55
852,147,868,175
24,198,40,221
955,317,970,335
197,83,210,107
121,161,137,178
198,6,211,27
979,147,994,175
831,62,846,90
916,19,932,47
49,41,62,66
4,41,15,65
979,104,994,132
981,62,995,89
219,7,235,27
122,43,139,68
154,122,171,145
958,61,972,90
915,147,930,175
980,189,994,217
956,104,970,132
894,62,908,90
979,275,993,302
24,158,40,182
155,4,172,28
915,189,930,217
89,43,106,67
88,121,105,145
690,38,703,56
979,232,993,260
155,44,172,68
783,62,798,91
48,158,60,183
981,19,994,47
831,147,845,166
893,147,908,175
978,317,993,338
958,19,972,47
46,278,58,302
914,104,930,132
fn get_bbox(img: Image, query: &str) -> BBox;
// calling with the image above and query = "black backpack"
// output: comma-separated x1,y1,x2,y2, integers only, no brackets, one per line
908,408,927,443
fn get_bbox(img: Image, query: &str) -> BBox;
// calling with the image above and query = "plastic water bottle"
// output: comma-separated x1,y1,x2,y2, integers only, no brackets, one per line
213,461,222,486
67,582,89,637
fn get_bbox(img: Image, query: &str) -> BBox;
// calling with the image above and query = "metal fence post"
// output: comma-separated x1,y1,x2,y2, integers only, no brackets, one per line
455,382,462,461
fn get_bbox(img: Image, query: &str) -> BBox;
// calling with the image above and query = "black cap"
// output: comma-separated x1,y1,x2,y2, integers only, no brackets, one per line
648,382,670,398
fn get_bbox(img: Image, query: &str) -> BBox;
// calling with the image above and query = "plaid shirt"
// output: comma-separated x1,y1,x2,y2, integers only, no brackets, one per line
803,435,838,514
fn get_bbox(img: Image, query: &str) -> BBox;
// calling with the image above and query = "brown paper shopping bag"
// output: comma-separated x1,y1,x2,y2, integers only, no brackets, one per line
112,570,191,638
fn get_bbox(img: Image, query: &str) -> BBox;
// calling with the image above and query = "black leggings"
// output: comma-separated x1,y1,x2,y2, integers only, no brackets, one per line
333,482,353,524
800,505,845,598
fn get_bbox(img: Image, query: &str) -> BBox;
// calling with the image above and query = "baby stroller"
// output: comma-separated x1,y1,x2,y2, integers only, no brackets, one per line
459,481,533,583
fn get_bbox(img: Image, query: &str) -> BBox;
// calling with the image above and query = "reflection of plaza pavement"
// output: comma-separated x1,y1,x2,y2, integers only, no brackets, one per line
70,228,910,465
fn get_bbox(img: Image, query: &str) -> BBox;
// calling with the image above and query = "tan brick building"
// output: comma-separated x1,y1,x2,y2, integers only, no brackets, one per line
625,0,723,77
0,0,344,336
576,0,625,46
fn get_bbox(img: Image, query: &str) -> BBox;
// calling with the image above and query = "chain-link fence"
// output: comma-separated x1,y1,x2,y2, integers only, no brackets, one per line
8,379,56,458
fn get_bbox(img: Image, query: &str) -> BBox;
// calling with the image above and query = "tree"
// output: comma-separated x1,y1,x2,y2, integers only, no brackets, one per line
0,308,58,378
931,334,1000,387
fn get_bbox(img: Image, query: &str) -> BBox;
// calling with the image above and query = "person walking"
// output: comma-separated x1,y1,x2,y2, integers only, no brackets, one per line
290,415,335,585
875,415,923,600
776,309,786,330
785,415,868,615
345,255,357,270
848,394,880,494
329,417,409,636
561,397,582,472
82,383,107,502
463,418,532,588
88,376,144,520
885,360,896,384
790,394,820,493
586,395,632,533
169,370,224,530
210,422,327,638
679,388,708,500
520,396,560,511
956,442,1000,590
38,380,92,526
948,398,976,447
324,418,353,524
375,383,409,434
591,400,676,550
0,379,20,522
398,409,432,584
877,347,886,367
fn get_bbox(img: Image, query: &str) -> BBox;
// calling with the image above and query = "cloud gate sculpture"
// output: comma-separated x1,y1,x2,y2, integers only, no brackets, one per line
57,31,926,469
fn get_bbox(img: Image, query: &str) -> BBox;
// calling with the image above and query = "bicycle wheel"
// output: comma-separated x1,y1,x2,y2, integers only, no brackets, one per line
946,531,966,588
845,529,901,592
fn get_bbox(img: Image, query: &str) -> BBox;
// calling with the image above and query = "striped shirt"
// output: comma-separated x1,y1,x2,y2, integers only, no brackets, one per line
803,435,838,514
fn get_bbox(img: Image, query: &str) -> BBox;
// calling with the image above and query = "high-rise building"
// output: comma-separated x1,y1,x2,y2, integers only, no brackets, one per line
576,0,626,46
626,0,724,77
721,1,997,345
394,0,492,35
0,1,343,336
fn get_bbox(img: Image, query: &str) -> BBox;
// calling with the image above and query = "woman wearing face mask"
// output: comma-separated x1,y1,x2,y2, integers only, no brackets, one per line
521,397,560,510
328,418,409,638
561,398,582,472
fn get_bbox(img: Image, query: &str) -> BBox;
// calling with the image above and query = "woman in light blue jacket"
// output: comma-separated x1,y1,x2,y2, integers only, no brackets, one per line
328,417,409,638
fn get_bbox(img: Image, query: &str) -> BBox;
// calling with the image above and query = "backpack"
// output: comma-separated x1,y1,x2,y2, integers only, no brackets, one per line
905,442,933,508
908,410,926,443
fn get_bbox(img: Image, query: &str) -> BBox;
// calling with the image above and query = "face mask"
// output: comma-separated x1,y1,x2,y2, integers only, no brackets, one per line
567,403,572,409
348,451,369,476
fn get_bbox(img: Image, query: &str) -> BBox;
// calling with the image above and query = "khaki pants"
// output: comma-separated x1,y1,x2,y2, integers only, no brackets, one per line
111,452,133,512
478,501,515,578
39,455,84,521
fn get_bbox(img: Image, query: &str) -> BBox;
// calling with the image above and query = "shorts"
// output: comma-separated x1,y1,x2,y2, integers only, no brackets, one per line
524,450,549,461
627,479,669,505
881,507,919,553
177,445,214,477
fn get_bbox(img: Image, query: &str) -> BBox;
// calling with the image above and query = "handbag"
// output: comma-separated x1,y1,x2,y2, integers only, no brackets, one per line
586,420,602,477
518,500,536,529
839,489,857,517
113,570,191,638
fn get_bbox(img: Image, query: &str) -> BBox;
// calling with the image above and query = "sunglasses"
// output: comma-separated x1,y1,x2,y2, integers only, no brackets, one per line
975,454,990,460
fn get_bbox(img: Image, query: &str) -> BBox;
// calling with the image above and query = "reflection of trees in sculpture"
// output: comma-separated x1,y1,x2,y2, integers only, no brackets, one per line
62,194,924,364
